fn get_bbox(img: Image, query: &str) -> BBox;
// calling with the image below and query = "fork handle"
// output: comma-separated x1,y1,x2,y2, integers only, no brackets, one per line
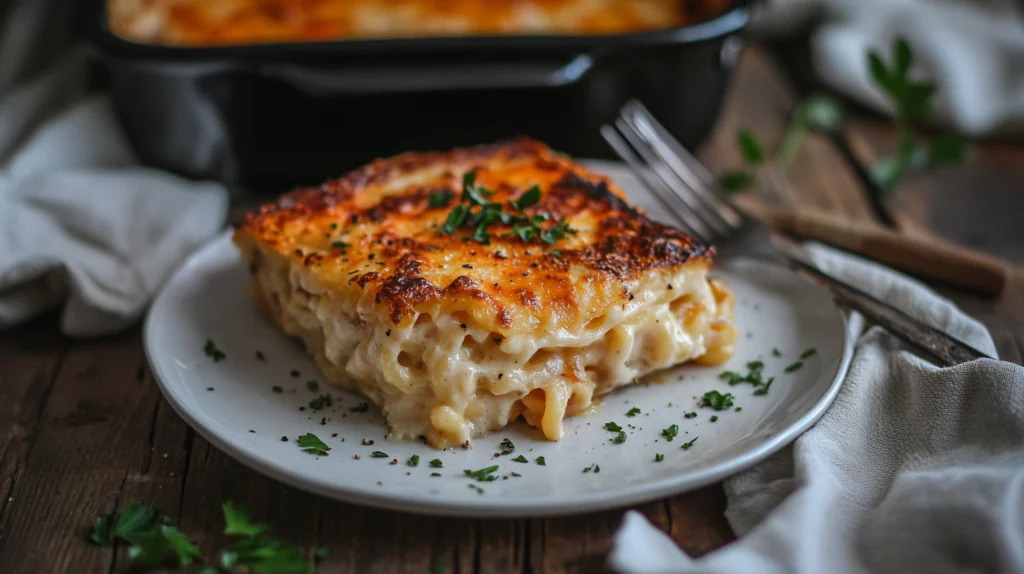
764,208,1008,297
785,257,992,367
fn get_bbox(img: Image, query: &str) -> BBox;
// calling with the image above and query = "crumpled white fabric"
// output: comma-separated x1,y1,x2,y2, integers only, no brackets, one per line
751,0,1024,136
609,245,1024,574
0,51,228,336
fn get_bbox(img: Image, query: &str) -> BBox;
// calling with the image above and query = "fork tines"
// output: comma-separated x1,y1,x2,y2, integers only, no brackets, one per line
600,100,742,242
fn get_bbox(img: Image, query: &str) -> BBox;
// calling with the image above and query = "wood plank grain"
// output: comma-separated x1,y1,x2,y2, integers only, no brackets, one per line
0,327,159,573
0,316,67,531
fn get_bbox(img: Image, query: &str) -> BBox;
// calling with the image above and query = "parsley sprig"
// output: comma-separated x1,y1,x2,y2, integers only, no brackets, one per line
296,433,331,456
438,172,577,245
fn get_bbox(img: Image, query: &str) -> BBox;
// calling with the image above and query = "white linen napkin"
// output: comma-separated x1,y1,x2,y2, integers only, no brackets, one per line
751,0,1024,136
608,244,1024,574
0,52,228,336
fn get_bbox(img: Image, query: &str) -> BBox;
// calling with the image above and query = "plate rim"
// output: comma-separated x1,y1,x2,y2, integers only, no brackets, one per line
145,230,858,518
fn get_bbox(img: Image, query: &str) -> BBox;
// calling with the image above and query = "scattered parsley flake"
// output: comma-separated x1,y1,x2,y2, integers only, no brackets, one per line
429,459,443,468
331,240,350,249
661,424,680,442
684,411,697,419
785,362,804,373
681,437,698,450
754,377,775,396
308,394,332,410
203,339,226,362
431,472,441,477
626,407,641,417
465,465,500,482
499,438,515,455
512,455,528,463
772,347,782,357
710,415,719,422
350,402,369,413
654,454,664,462
428,189,454,207
701,390,735,410
510,471,522,477
604,422,623,432
407,455,420,467
536,456,546,466
296,433,330,456
468,484,485,495
306,381,318,392
613,431,627,444
800,347,817,359
583,464,596,473
371,451,389,458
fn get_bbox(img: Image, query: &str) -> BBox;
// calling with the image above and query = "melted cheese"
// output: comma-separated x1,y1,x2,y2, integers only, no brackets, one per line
107,0,731,45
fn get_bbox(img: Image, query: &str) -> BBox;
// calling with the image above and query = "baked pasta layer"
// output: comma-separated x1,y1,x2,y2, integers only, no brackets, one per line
108,0,731,46
234,139,736,448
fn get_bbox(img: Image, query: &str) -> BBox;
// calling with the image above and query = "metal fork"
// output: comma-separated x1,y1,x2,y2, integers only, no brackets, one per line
601,100,991,367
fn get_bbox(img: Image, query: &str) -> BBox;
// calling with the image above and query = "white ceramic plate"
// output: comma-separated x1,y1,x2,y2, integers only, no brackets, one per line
145,162,858,518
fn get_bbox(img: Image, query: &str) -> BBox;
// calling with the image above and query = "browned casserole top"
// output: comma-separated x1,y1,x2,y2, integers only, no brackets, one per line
108,0,732,46
234,138,713,334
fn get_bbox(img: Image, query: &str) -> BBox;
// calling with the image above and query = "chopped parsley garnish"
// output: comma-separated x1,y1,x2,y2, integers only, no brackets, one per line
222,501,270,537
499,438,515,455
681,437,698,450
800,347,817,359
468,484,485,495
306,381,318,392
219,501,315,572
464,465,500,482
331,240,350,249
785,362,804,373
719,361,767,387
203,339,226,362
428,189,454,207
710,415,719,422
654,454,664,462
308,394,332,410
536,456,546,466
583,464,601,473
754,377,775,396
772,347,782,357
701,390,735,410
510,471,522,477
735,407,743,412
371,451,389,458
271,386,282,393
661,424,680,442
429,459,443,468
684,412,697,419
613,431,627,444
349,402,369,413
626,407,641,417
431,472,441,477
437,171,576,245
296,433,330,456
88,502,201,568
512,455,528,463
406,455,419,467
604,422,623,432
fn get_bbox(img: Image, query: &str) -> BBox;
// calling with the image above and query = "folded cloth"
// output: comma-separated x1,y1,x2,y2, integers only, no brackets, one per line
609,244,1024,574
751,0,1024,136
0,52,228,336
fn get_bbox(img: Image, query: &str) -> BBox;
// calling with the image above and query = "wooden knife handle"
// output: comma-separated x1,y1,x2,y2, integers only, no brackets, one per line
760,208,1008,297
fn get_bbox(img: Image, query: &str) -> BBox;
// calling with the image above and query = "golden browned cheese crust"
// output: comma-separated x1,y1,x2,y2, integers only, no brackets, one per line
107,0,732,46
238,138,713,335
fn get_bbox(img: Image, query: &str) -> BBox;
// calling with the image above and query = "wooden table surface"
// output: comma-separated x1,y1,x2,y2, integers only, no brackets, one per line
2,44,1023,573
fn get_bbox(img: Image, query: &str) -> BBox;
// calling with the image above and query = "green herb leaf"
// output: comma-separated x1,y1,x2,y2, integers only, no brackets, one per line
440,204,470,235
737,129,765,165
681,436,698,450
113,502,160,543
654,454,664,462
604,422,623,432
296,433,331,456
613,431,627,444
306,380,318,392
710,415,719,422
468,484,485,495
161,524,202,567
429,459,443,468
511,185,542,210
625,407,641,417
429,189,454,207
717,170,756,193
465,465,500,482
222,501,271,537
349,402,370,413
499,438,515,455
661,424,679,442
407,455,420,467
701,390,735,411
536,456,546,466
331,240,350,249
371,451,389,458
512,455,528,463
800,347,817,359
754,377,775,396
772,348,782,357
203,339,226,362
90,513,114,545
785,362,804,373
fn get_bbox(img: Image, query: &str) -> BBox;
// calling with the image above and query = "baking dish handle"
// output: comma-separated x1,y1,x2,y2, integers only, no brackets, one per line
260,54,594,95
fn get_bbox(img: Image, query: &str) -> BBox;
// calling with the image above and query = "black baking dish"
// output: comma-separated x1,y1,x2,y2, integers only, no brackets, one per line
87,2,749,193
